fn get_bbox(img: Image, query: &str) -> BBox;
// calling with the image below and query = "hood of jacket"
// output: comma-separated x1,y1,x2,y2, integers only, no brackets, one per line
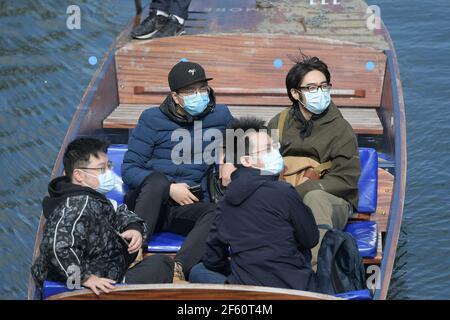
225,167,279,206
159,88,217,126
43,176,108,219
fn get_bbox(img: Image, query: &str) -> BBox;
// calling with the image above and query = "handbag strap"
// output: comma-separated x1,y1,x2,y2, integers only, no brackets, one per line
313,160,333,174
277,107,290,143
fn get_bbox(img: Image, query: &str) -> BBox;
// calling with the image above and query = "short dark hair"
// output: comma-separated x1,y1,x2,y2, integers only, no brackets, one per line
225,117,267,166
286,51,331,104
63,137,109,180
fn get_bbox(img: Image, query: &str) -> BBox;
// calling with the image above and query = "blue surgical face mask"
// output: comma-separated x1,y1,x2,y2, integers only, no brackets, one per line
82,169,116,194
256,149,284,175
303,90,331,114
182,92,210,116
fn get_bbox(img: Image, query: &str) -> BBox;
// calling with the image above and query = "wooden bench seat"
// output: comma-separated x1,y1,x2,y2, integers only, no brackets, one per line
103,104,383,135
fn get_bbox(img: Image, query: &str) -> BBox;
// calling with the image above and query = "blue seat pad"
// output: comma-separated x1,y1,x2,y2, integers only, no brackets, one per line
344,221,378,258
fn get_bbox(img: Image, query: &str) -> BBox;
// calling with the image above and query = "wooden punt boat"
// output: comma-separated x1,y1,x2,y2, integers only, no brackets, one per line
28,0,406,300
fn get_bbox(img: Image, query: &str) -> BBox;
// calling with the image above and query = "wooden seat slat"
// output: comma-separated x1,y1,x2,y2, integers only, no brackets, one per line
104,104,383,134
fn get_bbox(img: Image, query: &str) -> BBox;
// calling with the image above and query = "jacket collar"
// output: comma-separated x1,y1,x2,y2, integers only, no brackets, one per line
43,176,109,218
159,88,217,126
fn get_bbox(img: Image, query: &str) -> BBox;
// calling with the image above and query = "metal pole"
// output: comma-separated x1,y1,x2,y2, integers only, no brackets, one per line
134,0,143,16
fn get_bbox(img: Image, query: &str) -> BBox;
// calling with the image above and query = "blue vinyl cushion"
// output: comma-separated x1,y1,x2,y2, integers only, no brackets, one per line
42,281,125,300
107,145,185,253
107,145,379,254
335,289,372,300
344,221,378,258
357,148,378,213
147,232,185,253
106,144,129,205
42,281,78,300
108,145,379,213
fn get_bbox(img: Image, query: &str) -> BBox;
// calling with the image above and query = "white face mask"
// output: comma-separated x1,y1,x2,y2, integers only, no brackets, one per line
252,149,284,175
302,90,331,114
81,169,115,194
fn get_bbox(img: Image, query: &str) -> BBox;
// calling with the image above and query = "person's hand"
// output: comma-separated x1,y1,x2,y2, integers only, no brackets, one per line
220,163,236,187
82,275,116,296
169,183,199,205
120,229,143,254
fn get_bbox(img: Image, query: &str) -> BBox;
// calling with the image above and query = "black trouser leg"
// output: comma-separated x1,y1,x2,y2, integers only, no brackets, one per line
124,254,174,284
132,172,171,240
168,0,192,19
150,0,170,13
163,202,216,277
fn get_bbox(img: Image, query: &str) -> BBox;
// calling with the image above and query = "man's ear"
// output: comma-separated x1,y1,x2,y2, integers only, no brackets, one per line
239,155,253,168
72,169,83,184
291,89,306,105
172,92,182,106
290,88,300,101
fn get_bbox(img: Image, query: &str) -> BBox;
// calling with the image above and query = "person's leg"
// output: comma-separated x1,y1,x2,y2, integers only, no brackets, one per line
124,254,174,284
133,172,171,240
131,1,170,39
163,202,216,278
302,190,353,271
151,0,189,39
150,0,171,13
189,263,227,284
168,0,192,21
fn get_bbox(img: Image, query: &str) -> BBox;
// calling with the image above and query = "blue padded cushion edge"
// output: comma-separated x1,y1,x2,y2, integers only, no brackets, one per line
147,232,186,253
42,281,126,299
106,144,129,205
108,145,379,214
335,289,372,300
42,281,77,300
344,221,377,258
357,147,378,213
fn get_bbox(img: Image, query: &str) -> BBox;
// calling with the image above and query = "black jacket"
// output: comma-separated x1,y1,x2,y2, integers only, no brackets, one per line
203,168,320,291
31,177,147,287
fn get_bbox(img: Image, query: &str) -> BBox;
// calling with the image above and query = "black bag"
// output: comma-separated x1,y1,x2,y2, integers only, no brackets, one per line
207,164,226,204
316,224,367,295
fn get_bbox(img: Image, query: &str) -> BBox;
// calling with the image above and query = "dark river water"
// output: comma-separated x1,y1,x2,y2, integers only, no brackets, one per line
0,0,449,299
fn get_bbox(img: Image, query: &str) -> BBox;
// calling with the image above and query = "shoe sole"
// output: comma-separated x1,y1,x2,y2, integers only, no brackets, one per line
152,30,186,39
131,29,160,40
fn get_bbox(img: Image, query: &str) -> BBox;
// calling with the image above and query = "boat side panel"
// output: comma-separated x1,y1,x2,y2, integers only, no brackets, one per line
374,50,407,300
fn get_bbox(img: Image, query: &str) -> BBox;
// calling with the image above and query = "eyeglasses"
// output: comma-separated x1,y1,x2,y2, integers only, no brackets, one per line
298,83,332,93
77,160,113,174
249,141,281,155
178,86,209,96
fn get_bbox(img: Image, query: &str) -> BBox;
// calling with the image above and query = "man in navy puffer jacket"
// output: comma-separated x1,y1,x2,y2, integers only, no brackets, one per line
122,61,233,280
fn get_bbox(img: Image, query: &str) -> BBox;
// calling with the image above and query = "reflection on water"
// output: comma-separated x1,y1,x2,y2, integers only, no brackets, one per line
1,0,449,299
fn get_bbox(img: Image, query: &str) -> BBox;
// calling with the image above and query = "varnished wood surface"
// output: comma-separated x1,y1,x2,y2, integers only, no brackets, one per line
48,284,343,300
369,168,393,234
116,34,386,107
103,104,384,135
